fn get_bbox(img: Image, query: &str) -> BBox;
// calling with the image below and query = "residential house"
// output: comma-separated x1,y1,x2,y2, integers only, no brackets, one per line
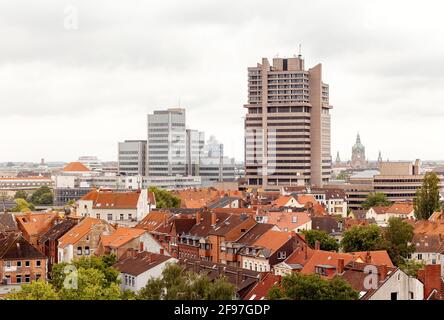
15,211,60,247
180,258,261,299
113,251,177,292
410,233,444,276
240,230,300,273
366,202,415,226
57,217,115,263
38,217,80,272
0,233,48,286
97,227,166,259
0,213,18,234
265,211,312,233
77,188,155,226
339,261,424,300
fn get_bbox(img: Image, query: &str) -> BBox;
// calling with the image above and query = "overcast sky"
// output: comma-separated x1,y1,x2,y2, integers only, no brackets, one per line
1,0,444,163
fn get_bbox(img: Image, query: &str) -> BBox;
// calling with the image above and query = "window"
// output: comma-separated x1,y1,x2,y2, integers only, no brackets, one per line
128,214,132,220
36,274,41,280
16,275,22,283
25,261,30,267
77,247,83,255
417,254,423,260
5,261,11,268
409,291,414,299
120,214,124,221
36,260,41,267
96,214,100,219
17,261,22,267
432,259,437,264
85,246,90,255
107,214,113,221
391,292,398,300
25,275,30,283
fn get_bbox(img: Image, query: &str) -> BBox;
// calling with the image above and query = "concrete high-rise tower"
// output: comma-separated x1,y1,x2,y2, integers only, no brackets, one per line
244,56,332,188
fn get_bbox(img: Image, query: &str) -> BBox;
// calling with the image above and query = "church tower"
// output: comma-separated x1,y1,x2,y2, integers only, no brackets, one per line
351,133,366,169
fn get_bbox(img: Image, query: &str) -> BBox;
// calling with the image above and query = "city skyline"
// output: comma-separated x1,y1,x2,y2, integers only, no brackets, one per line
2,0,444,163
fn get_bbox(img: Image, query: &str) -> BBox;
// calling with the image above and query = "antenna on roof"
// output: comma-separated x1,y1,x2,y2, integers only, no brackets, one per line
298,44,302,59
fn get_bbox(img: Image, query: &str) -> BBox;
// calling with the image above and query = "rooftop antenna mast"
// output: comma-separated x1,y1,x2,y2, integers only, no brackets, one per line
298,44,302,58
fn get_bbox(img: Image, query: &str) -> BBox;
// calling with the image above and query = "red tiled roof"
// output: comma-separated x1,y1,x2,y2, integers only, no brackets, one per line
58,217,114,248
15,212,59,237
100,227,146,249
271,196,296,208
244,273,281,300
252,230,292,254
81,189,141,209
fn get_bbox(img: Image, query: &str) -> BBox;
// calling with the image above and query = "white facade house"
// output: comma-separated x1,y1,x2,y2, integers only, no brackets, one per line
77,189,154,226
114,252,178,292
366,203,415,226
367,268,424,300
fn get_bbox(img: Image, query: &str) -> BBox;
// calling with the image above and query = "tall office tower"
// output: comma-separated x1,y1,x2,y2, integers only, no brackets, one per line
118,140,147,176
186,129,205,176
147,108,187,177
244,56,332,188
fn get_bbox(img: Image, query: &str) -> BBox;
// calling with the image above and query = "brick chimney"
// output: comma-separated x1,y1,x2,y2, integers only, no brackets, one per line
379,264,388,281
423,264,442,298
196,211,201,225
365,251,372,263
211,211,217,226
337,258,344,274
314,240,320,251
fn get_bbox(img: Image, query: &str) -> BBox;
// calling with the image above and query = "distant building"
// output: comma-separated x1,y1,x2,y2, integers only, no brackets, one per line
147,108,187,177
351,134,367,169
118,140,147,177
78,156,103,171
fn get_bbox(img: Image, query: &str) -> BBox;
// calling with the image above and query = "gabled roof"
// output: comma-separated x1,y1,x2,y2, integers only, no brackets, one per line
15,212,59,237
113,251,172,276
251,230,292,256
100,227,146,249
0,233,46,260
271,196,296,208
244,273,281,300
266,211,311,232
185,211,231,238
136,211,173,232
300,250,355,278
208,196,241,209
296,194,318,205
237,223,275,246
80,189,141,209
370,202,414,215
413,233,444,253
62,162,91,172
38,219,79,244
58,217,114,248
351,251,394,267
311,216,341,234
0,213,18,233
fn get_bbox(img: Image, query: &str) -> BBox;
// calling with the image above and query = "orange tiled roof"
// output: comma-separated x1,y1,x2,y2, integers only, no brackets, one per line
414,220,444,235
244,273,281,300
15,212,59,237
136,211,172,232
58,217,113,248
62,162,91,172
267,211,311,232
296,194,318,205
271,196,295,208
252,230,292,254
100,227,146,249
352,251,394,267
387,202,414,215
81,189,141,209
300,250,355,278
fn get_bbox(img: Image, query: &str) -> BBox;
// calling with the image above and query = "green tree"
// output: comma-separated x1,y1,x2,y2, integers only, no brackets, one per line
399,260,425,277
59,267,121,300
11,198,35,212
7,280,59,300
14,190,28,201
267,273,358,300
30,186,53,205
361,192,392,210
336,171,348,180
50,255,119,291
341,225,385,252
302,230,339,252
137,263,236,300
383,217,415,266
414,172,441,220
149,187,180,208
